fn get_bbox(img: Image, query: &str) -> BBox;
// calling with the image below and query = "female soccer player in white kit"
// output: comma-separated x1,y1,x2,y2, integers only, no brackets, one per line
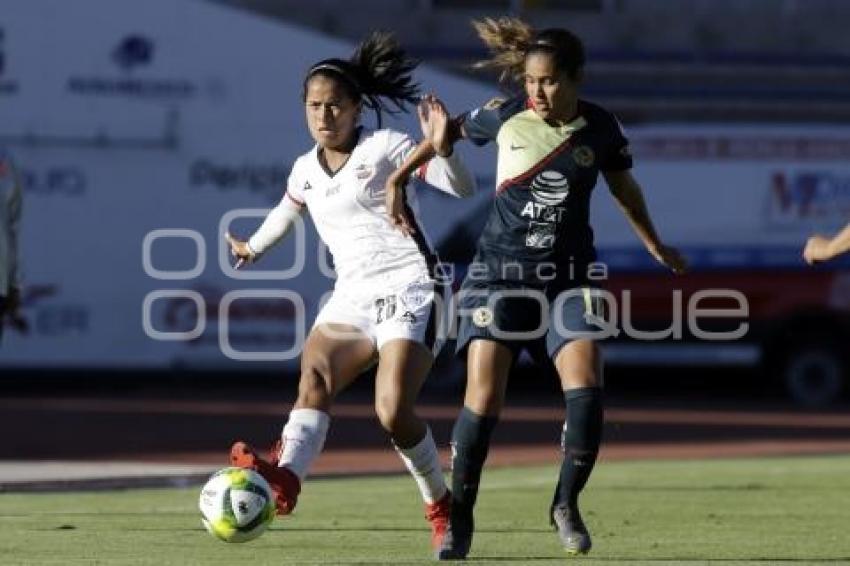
225,32,474,556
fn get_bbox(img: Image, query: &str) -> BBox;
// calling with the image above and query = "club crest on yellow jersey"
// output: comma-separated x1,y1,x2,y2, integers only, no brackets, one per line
472,307,494,328
572,145,595,167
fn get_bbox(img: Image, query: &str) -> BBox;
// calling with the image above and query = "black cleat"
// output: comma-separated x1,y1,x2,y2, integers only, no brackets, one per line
550,504,592,555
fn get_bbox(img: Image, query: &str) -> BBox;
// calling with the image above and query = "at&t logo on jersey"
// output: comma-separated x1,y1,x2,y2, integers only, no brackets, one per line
521,170,569,226
530,170,569,206
522,171,569,248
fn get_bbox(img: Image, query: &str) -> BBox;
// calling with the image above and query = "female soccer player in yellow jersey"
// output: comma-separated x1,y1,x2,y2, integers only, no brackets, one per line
388,18,686,559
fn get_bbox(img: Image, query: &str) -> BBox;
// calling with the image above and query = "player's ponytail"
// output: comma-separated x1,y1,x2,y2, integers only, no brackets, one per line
472,17,585,83
303,31,419,128
350,31,420,127
472,17,534,83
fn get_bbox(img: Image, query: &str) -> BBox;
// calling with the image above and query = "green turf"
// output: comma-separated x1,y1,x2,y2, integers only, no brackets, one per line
2,455,850,565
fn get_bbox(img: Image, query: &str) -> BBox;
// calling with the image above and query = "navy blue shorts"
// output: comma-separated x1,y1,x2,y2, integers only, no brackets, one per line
454,280,607,360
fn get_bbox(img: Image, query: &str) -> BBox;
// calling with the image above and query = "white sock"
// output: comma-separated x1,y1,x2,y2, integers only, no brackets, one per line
278,408,330,482
394,427,447,505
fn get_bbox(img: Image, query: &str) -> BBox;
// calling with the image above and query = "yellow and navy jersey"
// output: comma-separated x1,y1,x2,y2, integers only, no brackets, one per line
461,95,632,283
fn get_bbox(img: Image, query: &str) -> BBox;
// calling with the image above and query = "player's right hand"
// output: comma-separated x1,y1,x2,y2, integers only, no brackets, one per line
224,231,256,269
385,171,416,237
803,235,832,265
651,244,688,275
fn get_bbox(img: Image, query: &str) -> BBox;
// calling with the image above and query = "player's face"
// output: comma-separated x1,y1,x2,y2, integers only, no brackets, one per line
524,52,580,122
304,76,361,150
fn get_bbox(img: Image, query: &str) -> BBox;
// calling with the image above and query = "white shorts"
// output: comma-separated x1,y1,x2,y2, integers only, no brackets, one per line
313,272,449,356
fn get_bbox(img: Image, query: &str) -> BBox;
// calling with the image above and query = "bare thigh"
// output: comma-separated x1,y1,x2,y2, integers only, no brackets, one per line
293,323,377,411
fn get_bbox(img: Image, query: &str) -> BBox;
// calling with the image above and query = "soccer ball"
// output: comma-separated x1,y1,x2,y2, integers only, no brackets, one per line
199,467,276,543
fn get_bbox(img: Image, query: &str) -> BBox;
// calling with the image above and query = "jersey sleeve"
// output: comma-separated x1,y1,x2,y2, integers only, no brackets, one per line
283,158,307,208
460,98,518,145
418,152,476,198
384,129,475,197
599,112,633,172
247,195,305,255
385,129,418,168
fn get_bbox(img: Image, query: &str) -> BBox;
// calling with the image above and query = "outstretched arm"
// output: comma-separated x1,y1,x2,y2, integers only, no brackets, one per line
604,169,687,274
225,196,305,269
803,222,850,265
416,96,475,198
386,96,467,235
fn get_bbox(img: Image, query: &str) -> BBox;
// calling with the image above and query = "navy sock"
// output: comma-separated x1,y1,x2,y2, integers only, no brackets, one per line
450,407,498,517
553,387,604,511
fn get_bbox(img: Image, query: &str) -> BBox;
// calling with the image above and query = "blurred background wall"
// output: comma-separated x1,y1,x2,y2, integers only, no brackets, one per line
1,0,849,406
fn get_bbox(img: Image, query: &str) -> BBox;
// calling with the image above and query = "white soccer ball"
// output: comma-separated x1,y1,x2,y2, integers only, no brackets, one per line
199,467,276,543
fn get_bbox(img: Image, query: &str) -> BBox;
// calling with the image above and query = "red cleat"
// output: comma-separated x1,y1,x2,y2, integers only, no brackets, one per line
425,490,451,553
230,441,300,515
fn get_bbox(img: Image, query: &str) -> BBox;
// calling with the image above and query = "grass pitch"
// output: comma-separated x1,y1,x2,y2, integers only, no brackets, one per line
2,455,850,565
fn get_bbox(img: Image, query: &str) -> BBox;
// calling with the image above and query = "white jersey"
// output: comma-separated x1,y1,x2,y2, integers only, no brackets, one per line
285,128,440,284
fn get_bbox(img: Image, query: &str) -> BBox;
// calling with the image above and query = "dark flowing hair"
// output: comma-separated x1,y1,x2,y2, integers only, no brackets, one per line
472,17,585,83
303,31,420,127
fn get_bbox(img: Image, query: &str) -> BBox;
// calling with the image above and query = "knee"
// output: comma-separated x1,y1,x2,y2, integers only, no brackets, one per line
556,340,602,389
464,384,503,416
296,365,333,410
374,392,409,434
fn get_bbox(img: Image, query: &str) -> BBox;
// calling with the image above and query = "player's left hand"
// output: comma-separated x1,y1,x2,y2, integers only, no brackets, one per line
803,235,832,265
418,94,452,157
651,244,688,274
385,171,415,237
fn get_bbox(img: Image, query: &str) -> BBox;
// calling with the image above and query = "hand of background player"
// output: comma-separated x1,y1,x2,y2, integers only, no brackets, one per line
418,94,453,157
651,244,688,274
803,235,834,265
385,171,416,237
224,232,256,269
